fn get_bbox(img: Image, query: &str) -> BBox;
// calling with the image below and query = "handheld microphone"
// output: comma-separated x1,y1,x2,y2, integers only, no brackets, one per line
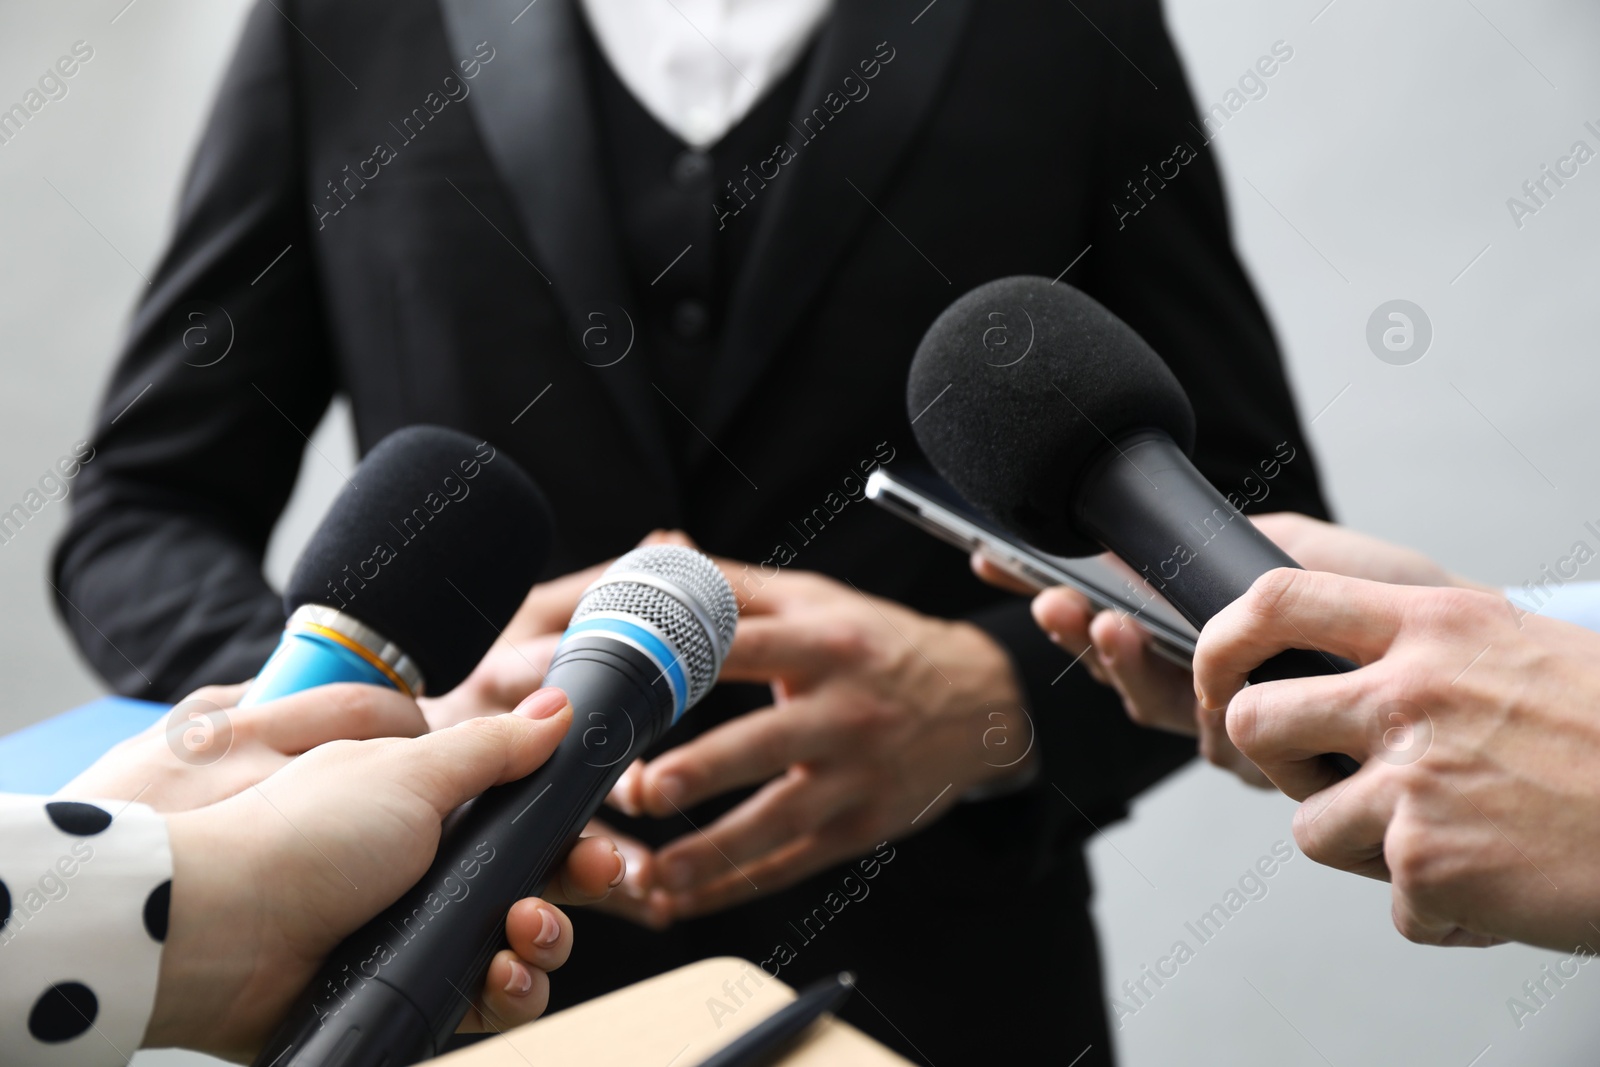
906,276,1358,717
240,425,553,706
252,544,740,1067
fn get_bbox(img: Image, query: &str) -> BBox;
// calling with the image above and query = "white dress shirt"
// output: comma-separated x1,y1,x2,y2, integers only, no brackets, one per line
580,0,833,148
0,795,171,1067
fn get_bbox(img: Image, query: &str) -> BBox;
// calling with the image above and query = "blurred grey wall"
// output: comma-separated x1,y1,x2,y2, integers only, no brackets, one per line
1,1,1596,1064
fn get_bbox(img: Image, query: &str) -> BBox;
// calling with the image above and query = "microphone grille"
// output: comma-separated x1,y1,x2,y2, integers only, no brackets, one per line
571,545,737,709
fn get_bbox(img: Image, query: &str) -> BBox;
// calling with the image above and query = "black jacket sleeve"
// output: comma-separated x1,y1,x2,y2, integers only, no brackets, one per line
1080,0,1330,522
52,1,333,699
964,0,1330,823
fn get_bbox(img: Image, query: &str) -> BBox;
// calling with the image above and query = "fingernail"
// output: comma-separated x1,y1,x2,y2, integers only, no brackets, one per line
1044,629,1063,646
504,958,534,996
661,856,693,891
514,689,568,720
535,908,561,947
609,848,627,888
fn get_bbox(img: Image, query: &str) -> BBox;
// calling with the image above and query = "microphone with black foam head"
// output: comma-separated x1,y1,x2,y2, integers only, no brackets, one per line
253,543,740,1067
907,276,1356,761
240,424,554,707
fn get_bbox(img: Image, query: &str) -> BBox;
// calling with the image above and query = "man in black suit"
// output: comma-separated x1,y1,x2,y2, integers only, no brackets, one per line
53,1,1329,1061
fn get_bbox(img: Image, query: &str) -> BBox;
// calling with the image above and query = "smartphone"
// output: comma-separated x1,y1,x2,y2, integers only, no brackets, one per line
865,466,1199,665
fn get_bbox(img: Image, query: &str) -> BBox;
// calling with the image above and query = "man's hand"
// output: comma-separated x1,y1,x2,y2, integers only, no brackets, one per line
421,530,697,729
972,513,1480,789
420,564,608,729
418,536,685,930
612,566,1029,919
1195,568,1600,952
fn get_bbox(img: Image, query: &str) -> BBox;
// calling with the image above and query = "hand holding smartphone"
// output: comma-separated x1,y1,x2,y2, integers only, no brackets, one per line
865,466,1198,666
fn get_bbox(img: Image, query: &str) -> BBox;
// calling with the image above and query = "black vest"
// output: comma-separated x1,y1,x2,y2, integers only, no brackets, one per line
578,15,814,463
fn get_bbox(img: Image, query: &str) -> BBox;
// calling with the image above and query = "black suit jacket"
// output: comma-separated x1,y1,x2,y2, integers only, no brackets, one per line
54,1,1328,1060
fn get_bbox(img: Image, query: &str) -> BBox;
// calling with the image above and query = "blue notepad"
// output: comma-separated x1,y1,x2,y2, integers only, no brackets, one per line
0,696,170,794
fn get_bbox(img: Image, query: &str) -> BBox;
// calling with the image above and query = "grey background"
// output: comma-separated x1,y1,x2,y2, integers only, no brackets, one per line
1,0,1596,1064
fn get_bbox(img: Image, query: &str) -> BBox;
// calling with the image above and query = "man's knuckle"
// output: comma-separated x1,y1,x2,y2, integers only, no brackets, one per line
1383,818,1441,897
1410,587,1498,640
818,618,870,663
1381,661,1440,712
840,805,888,843
1248,567,1301,619
845,697,900,747
1225,692,1262,756
748,726,793,773
1390,903,1432,944
1290,805,1336,866
777,803,813,841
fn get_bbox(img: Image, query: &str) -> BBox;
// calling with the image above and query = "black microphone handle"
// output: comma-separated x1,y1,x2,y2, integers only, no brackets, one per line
253,634,676,1067
1074,430,1360,775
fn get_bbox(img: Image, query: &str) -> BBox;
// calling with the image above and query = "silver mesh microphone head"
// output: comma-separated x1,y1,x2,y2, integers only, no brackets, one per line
570,545,738,711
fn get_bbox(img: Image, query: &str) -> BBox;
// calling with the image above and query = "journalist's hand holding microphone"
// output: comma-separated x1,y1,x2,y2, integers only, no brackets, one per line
972,513,1482,788
1193,568,1600,952
143,687,620,1058
51,428,633,1060
930,278,1600,953
64,680,430,811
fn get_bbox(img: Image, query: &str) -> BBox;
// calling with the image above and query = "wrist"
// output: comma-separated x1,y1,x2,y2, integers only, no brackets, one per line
951,621,1035,787
144,808,262,1053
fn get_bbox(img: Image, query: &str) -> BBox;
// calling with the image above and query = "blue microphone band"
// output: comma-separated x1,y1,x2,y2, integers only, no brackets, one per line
239,606,424,708
558,615,687,721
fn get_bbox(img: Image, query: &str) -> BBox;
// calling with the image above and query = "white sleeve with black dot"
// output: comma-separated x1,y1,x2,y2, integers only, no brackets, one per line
0,794,172,1066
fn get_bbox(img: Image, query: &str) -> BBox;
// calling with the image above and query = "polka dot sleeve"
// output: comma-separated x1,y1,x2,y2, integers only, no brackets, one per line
0,794,172,1067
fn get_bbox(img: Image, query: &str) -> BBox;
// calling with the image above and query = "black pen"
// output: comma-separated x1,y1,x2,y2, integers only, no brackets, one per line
691,971,857,1067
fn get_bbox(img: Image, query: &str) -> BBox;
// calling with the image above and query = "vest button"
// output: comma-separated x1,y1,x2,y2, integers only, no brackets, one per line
672,299,710,340
671,149,713,187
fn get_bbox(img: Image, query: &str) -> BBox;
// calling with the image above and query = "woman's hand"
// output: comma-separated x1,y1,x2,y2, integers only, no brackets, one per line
60,682,430,813
67,677,637,988
143,687,623,1059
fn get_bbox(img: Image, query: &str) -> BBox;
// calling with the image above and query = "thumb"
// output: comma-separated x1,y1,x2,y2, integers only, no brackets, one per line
402,689,573,817
1090,612,1195,735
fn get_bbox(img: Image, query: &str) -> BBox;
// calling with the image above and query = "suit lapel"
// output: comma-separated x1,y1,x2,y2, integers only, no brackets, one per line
698,0,972,447
438,0,678,498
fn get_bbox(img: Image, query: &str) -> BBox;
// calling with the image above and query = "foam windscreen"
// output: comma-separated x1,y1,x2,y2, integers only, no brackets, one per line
285,425,552,694
906,276,1196,556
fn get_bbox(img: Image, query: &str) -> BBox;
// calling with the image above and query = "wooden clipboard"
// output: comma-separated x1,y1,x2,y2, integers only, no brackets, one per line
426,957,911,1066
